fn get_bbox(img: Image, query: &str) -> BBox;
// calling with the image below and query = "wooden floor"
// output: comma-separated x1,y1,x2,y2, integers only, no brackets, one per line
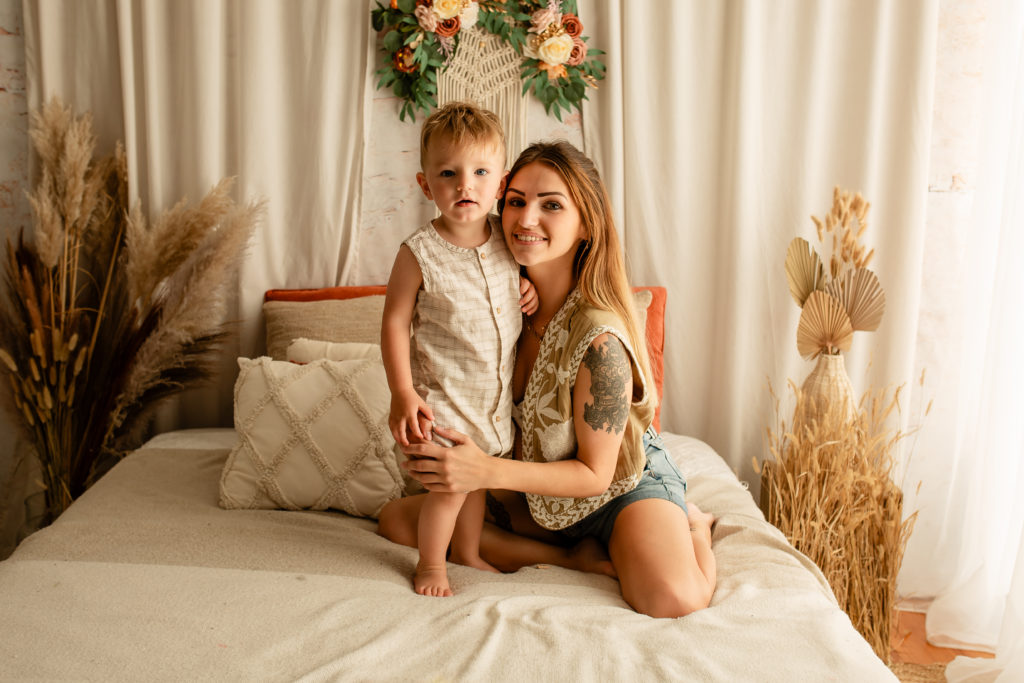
891,611,995,665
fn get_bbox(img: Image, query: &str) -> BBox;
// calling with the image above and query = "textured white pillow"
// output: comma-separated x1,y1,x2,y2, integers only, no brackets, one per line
286,339,382,364
219,356,403,518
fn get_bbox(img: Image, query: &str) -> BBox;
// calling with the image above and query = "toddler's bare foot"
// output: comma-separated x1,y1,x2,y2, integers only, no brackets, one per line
414,561,452,597
568,537,617,578
449,551,501,574
687,503,715,545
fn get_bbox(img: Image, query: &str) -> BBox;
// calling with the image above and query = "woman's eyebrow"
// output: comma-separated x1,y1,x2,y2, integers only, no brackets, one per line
505,188,567,199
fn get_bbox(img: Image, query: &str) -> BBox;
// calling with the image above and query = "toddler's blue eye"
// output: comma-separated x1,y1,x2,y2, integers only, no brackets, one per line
440,170,455,177
475,169,489,176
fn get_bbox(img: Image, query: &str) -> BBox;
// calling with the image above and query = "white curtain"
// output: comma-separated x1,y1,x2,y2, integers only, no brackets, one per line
581,0,1023,674
23,0,373,428
928,0,1024,677
581,0,936,489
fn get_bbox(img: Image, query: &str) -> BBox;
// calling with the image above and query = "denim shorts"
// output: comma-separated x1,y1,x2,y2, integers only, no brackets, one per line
558,428,688,546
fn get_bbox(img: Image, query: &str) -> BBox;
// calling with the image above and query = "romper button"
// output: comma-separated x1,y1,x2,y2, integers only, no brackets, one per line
496,306,502,314
495,416,501,422
480,252,487,260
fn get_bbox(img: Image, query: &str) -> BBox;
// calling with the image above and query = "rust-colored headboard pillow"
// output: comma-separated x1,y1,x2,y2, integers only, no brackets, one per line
263,285,666,429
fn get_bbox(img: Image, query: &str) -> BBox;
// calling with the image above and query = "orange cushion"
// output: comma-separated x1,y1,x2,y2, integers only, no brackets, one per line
264,285,666,429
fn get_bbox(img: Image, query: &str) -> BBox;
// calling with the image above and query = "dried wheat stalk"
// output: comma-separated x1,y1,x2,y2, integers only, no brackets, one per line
757,381,925,663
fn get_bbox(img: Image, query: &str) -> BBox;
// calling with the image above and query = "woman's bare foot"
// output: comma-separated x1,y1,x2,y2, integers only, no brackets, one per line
687,503,715,545
449,551,501,574
567,537,617,578
414,561,452,597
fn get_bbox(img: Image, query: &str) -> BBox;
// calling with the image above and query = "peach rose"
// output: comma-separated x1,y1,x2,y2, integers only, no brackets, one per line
393,46,417,73
538,61,568,81
432,0,462,20
536,33,574,66
561,13,583,38
567,36,586,66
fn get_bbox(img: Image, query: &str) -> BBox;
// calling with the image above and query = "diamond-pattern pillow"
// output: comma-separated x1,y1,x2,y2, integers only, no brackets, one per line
219,356,403,518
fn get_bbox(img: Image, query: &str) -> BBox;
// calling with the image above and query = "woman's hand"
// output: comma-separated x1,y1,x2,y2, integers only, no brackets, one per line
401,426,494,493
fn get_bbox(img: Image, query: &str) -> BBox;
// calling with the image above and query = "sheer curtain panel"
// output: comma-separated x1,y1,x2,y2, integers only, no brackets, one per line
22,0,372,429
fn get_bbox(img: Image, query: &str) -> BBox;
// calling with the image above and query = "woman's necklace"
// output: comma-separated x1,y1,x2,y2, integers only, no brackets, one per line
524,313,548,340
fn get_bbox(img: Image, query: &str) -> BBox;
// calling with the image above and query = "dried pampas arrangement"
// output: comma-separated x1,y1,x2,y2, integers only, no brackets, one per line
760,187,926,663
0,98,264,525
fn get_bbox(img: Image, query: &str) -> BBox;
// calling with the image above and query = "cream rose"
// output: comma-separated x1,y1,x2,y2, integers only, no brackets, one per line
536,33,574,66
432,0,462,20
460,1,479,30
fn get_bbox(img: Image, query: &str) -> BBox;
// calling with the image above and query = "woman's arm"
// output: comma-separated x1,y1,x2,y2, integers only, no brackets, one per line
403,333,632,498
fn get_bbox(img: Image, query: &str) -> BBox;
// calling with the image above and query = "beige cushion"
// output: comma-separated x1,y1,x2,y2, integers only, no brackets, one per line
263,296,386,360
286,339,382,364
219,356,403,518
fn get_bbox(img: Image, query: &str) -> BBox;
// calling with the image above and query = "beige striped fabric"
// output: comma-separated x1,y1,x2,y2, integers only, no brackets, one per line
404,215,520,456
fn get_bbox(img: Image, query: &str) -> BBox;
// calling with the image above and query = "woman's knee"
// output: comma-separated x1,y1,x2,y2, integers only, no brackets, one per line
377,499,416,547
629,580,712,619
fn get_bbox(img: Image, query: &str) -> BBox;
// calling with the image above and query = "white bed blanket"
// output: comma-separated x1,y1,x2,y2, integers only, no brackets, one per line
0,431,896,681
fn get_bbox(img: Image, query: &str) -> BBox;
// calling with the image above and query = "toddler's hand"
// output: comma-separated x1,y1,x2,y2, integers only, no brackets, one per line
389,389,434,446
519,276,539,315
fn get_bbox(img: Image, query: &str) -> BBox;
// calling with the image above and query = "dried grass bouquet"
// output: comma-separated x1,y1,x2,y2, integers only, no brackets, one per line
0,98,264,525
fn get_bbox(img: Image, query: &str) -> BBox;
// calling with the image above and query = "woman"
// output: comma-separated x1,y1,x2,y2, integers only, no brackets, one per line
378,141,716,618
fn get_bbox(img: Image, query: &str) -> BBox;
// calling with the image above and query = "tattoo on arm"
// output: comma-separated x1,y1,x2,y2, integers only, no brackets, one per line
582,337,631,434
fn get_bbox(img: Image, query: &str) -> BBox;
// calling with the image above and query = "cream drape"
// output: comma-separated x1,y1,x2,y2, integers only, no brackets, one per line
23,0,373,429
581,0,936,486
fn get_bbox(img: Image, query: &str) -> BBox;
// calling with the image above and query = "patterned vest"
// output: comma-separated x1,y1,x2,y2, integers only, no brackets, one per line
514,289,655,530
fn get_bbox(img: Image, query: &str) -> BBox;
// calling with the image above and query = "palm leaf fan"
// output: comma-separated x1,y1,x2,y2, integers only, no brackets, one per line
825,268,885,332
797,290,854,359
785,237,825,307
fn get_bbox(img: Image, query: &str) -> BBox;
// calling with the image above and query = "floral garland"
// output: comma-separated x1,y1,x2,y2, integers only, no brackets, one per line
371,0,605,122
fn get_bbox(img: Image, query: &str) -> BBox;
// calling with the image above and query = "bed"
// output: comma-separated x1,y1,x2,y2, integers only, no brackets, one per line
0,286,898,680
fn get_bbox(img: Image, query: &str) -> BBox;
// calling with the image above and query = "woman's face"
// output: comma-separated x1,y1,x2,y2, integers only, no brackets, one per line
501,162,584,271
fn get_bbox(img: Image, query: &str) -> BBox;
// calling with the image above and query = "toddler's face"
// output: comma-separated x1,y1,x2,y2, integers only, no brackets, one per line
417,136,506,232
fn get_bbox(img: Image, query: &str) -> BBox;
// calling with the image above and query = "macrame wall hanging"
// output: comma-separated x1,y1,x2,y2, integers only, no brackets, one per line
436,24,527,163
371,0,606,128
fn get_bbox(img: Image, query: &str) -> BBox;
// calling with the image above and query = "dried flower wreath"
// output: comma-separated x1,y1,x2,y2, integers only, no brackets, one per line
371,0,606,121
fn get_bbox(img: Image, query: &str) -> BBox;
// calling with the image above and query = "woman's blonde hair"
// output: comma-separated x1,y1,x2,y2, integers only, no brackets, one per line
500,141,656,406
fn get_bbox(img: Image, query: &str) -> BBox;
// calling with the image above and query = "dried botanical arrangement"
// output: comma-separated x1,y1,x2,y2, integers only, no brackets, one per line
759,187,923,663
758,379,923,663
784,187,886,425
0,99,264,526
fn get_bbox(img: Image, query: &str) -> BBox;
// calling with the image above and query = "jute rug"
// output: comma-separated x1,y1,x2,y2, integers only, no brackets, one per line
889,662,948,682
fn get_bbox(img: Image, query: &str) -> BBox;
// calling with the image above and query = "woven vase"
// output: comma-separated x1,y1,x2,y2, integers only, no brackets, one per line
796,353,855,429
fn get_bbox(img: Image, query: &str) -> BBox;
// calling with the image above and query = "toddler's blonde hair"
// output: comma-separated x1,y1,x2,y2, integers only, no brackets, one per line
419,101,506,168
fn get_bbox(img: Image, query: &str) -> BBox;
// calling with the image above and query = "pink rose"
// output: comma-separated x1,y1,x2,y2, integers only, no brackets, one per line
530,7,561,34
415,5,437,31
567,36,586,66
